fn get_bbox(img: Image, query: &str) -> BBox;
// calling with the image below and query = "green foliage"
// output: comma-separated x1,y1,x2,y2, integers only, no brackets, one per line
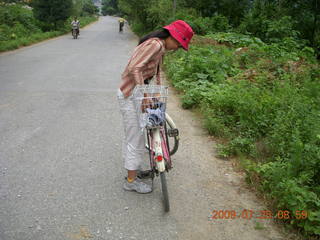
165,35,320,236
81,0,99,16
146,0,174,29
72,0,100,17
0,1,98,52
239,15,301,44
101,0,118,15
0,8,97,52
179,0,251,27
265,16,299,42
31,0,73,30
0,3,41,41
101,6,115,16
118,0,154,33
116,0,319,56
238,0,319,54
186,16,231,35
0,30,61,51
208,32,264,47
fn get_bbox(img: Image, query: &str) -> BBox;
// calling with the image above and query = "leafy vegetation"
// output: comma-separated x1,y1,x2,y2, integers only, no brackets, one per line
0,1,98,52
164,34,320,236
31,0,73,30
113,0,319,56
101,0,118,16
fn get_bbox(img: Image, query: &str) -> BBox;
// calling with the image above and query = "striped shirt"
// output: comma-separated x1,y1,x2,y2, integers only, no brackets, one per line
119,38,166,98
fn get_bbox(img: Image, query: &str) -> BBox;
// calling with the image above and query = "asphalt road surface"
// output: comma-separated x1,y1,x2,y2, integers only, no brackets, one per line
0,17,287,240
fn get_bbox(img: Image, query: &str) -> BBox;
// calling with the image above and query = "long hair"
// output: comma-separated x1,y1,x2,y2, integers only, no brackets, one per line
138,29,170,45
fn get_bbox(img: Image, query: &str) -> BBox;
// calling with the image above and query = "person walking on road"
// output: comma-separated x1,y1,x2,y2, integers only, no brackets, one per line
118,17,126,32
117,20,194,193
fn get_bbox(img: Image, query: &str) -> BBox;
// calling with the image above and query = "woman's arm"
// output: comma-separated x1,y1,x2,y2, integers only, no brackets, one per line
127,39,163,85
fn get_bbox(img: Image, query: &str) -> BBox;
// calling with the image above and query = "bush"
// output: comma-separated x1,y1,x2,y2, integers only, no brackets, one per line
0,12,98,52
174,11,230,35
208,32,264,47
101,6,116,16
164,35,320,236
0,3,41,41
239,15,302,45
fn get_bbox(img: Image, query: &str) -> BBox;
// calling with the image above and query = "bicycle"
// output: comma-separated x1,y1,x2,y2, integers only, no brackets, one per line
143,112,179,158
132,85,179,212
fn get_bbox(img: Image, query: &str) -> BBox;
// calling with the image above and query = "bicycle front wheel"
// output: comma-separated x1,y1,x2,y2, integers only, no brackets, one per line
165,113,179,156
160,172,170,212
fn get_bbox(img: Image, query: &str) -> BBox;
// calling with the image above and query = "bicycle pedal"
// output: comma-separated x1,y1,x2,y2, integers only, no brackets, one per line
168,128,179,137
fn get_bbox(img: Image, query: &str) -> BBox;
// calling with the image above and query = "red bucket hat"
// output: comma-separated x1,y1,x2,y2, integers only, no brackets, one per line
163,20,194,51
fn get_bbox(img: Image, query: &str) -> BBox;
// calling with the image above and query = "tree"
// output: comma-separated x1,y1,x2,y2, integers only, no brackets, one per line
101,0,118,15
32,0,73,30
82,0,99,16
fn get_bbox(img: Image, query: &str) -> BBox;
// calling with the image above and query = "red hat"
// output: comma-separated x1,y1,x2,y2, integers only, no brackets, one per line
163,20,194,51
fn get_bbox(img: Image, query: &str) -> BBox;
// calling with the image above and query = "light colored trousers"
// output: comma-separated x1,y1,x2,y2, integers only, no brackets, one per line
117,89,145,170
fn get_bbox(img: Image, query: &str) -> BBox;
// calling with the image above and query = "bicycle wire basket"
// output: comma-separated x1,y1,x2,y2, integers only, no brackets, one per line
132,85,168,129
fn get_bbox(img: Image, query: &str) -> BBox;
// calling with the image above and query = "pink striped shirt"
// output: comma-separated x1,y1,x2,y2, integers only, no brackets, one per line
119,38,166,98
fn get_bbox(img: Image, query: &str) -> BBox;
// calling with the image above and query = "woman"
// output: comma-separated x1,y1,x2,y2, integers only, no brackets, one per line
117,20,194,193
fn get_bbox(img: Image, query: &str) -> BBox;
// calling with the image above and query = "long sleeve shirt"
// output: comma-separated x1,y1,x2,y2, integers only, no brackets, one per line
119,38,166,98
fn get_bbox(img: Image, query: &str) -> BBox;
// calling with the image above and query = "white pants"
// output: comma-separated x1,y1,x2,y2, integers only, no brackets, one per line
117,89,145,170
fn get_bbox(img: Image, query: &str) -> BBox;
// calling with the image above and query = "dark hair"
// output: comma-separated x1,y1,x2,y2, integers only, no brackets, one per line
138,29,170,45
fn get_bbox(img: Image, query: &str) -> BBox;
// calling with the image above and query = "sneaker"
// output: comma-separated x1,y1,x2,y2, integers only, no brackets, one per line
123,178,152,194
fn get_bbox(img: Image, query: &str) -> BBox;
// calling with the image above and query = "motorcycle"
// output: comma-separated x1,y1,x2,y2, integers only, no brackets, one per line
72,26,79,39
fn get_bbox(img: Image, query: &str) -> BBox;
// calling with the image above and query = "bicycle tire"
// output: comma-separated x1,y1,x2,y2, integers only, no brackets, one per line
160,172,170,212
165,114,179,156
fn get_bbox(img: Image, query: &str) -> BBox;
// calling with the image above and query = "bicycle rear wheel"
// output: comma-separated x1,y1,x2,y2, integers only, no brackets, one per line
160,172,170,212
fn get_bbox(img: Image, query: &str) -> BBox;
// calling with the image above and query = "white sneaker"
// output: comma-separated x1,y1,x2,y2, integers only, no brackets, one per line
123,178,152,194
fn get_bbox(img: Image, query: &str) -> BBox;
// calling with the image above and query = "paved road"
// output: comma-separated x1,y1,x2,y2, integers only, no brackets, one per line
0,17,286,240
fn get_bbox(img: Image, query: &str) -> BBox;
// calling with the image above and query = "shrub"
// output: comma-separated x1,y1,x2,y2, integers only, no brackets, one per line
164,35,320,236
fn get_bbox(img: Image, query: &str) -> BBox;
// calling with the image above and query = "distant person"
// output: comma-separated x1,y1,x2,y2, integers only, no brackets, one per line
71,17,80,36
117,20,194,193
118,18,126,32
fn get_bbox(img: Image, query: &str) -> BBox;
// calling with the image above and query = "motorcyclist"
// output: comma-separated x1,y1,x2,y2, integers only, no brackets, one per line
71,17,80,36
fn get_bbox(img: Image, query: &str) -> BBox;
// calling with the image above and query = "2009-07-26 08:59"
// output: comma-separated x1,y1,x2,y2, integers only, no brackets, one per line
210,209,308,220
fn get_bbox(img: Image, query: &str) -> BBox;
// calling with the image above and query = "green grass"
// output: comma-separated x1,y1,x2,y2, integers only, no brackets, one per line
0,16,98,52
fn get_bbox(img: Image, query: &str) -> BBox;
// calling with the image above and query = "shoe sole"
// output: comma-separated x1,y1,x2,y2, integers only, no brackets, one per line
123,185,152,194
